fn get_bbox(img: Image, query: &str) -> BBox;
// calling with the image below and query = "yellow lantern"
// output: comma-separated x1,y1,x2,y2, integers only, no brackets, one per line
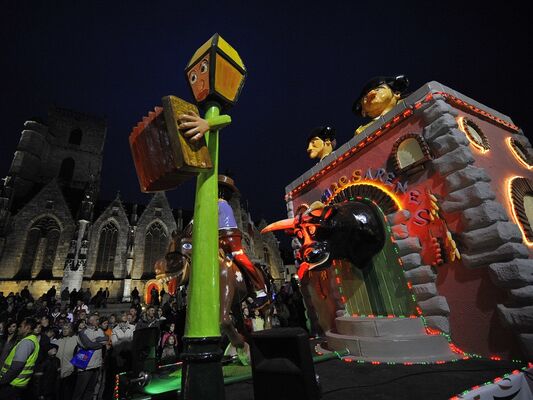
185,33,247,109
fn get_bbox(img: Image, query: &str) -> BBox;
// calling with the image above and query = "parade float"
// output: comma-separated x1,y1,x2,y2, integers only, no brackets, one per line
264,79,533,365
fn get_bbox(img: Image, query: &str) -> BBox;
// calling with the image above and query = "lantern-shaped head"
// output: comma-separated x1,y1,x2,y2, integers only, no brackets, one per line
185,33,247,110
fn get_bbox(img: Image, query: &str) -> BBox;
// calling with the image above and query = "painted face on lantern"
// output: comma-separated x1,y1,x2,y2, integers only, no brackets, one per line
188,55,210,103
361,84,400,118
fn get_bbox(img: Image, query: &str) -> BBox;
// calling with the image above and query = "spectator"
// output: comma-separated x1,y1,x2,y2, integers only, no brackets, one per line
72,313,108,400
69,289,78,309
136,306,160,330
20,286,31,301
0,319,18,367
252,309,265,332
32,342,60,400
60,287,69,305
0,317,40,399
160,335,178,364
103,287,110,308
128,307,138,324
131,287,139,302
46,286,57,303
160,322,178,351
108,314,117,329
111,313,135,372
82,288,91,307
55,322,77,400
50,306,61,325
73,300,89,319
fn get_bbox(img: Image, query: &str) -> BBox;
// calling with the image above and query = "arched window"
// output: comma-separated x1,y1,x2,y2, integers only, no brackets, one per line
458,117,490,152
263,246,271,265
508,177,533,244
94,221,119,277
69,128,82,145
392,133,431,175
508,137,533,169
58,158,75,183
397,138,424,169
17,217,61,279
143,222,168,278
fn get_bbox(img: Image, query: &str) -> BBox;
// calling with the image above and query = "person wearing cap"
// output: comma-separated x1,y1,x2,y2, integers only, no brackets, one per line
306,126,336,161
218,175,268,303
352,75,409,135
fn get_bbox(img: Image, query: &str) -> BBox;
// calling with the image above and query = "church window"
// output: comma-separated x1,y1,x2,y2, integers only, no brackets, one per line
143,222,168,278
69,128,82,145
17,217,61,279
263,246,271,265
58,158,75,183
95,221,119,277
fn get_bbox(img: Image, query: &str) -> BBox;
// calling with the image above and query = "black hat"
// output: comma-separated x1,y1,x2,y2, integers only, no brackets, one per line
352,75,409,115
306,126,336,144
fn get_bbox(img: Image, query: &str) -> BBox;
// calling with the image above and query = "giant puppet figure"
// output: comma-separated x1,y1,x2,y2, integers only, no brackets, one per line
129,33,246,400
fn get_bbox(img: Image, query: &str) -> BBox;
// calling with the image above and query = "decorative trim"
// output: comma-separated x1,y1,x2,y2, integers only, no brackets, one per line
288,91,519,198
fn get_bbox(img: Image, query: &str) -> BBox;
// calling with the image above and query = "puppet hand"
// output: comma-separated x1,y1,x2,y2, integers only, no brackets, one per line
178,111,210,142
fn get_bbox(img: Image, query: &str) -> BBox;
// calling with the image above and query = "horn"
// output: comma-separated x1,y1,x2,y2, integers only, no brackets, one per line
261,218,296,234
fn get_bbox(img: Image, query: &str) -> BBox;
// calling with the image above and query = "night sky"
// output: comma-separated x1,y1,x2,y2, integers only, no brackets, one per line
1,2,531,225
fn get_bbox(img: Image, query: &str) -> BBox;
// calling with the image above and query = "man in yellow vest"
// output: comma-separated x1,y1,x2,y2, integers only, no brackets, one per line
0,317,39,399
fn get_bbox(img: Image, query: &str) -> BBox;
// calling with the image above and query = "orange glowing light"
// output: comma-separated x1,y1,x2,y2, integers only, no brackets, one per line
507,137,533,170
324,180,404,210
507,176,533,247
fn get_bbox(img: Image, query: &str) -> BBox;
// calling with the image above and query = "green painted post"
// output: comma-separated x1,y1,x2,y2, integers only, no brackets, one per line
180,103,225,400
186,102,221,338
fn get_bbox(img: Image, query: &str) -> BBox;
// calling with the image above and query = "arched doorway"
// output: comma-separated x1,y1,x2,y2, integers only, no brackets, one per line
145,280,161,305
304,184,416,333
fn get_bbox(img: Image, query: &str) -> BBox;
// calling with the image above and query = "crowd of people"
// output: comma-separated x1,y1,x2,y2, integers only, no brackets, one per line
0,279,307,400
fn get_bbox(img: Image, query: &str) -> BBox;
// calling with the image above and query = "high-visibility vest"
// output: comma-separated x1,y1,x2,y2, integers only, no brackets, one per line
0,334,40,387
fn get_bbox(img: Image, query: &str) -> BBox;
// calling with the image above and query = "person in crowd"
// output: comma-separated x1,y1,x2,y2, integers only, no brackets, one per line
0,319,18,367
108,313,117,329
82,288,91,306
252,309,265,332
72,313,108,400
160,335,178,364
73,300,89,319
0,317,40,399
136,305,160,330
17,302,35,323
60,287,69,305
55,322,77,400
160,322,178,351
111,313,135,372
32,342,60,400
131,287,139,302
131,297,142,318
69,289,78,309
157,307,167,323
20,286,31,301
103,287,110,308
50,306,61,325
128,307,139,324
46,286,57,303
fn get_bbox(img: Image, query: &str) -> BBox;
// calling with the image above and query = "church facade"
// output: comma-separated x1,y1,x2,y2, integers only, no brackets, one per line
0,106,284,302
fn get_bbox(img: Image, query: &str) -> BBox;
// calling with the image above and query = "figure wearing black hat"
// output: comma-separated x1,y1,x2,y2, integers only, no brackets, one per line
352,75,409,135
306,126,336,162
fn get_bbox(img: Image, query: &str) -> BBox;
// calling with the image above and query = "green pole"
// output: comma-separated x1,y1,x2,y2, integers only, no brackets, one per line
181,102,225,400
186,102,221,338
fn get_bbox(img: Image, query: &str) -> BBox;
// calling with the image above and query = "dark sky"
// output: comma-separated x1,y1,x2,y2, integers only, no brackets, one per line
1,2,531,224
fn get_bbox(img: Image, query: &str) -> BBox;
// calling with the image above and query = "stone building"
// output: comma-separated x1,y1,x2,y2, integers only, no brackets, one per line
0,106,284,302
282,81,533,360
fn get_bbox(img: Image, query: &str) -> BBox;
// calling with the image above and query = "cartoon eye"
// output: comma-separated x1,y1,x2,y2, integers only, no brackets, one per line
189,73,197,84
308,225,316,235
182,243,192,250
200,60,208,74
